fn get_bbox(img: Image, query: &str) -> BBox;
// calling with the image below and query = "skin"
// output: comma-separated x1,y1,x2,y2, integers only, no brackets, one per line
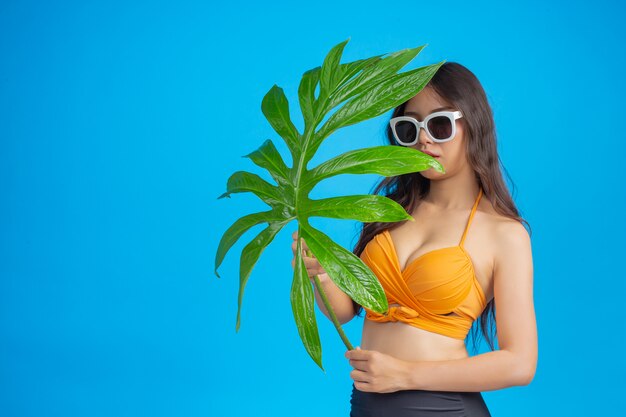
292,86,537,394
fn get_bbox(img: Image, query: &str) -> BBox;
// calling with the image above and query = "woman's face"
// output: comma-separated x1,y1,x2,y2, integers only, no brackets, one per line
402,87,468,179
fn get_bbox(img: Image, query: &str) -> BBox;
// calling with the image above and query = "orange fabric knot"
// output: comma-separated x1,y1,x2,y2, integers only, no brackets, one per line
384,305,420,321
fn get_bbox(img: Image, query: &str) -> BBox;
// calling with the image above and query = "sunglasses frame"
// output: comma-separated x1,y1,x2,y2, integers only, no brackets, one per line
390,110,464,145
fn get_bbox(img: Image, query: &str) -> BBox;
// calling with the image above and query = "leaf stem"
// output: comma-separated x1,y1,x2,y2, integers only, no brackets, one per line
306,247,354,351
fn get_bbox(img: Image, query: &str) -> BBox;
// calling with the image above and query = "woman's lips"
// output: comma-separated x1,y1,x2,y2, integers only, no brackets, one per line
422,150,440,158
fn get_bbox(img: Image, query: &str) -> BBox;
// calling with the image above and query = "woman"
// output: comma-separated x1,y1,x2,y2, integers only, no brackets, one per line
291,62,537,416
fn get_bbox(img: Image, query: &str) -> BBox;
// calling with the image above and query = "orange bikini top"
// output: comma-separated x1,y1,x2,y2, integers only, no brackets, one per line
359,188,487,340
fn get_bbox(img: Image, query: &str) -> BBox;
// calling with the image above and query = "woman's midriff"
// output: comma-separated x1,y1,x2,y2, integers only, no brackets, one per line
360,303,470,362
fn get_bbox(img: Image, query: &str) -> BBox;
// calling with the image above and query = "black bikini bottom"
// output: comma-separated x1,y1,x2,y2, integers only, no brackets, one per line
350,382,492,417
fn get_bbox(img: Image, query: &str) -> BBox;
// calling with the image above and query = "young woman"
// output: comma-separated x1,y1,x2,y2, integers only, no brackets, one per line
291,62,537,416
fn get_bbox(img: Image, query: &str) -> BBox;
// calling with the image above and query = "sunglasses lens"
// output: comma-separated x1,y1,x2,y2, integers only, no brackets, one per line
394,120,417,144
427,116,453,140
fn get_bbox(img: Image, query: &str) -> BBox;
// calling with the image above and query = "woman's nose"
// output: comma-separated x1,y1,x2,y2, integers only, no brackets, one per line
417,126,432,146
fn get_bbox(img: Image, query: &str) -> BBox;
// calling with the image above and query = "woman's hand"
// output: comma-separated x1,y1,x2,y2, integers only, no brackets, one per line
345,347,412,393
291,230,330,284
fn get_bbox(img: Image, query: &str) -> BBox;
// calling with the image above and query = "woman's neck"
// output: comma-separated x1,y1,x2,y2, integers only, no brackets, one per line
422,177,481,210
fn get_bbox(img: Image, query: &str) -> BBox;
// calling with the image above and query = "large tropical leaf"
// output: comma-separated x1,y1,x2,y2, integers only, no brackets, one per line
216,38,445,370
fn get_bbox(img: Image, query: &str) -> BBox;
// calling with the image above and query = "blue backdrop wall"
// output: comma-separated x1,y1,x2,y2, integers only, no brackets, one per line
1,0,625,416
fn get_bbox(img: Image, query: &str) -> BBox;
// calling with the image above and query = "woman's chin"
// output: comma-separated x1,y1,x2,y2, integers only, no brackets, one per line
419,167,445,178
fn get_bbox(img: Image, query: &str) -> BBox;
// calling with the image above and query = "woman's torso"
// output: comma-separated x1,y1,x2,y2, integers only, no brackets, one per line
360,194,500,362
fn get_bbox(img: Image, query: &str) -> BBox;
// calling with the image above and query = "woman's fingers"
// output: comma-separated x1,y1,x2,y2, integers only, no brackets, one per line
291,235,310,254
290,231,326,278
290,254,326,277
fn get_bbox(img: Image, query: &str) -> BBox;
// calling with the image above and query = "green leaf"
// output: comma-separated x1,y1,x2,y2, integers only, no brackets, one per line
217,40,446,369
302,195,414,223
318,37,350,107
243,139,292,188
261,85,300,158
291,236,324,371
336,56,383,91
218,171,294,209
310,61,444,162
299,221,388,314
298,66,321,129
329,45,427,109
214,209,289,278
236,220,289,332
303,146,444,189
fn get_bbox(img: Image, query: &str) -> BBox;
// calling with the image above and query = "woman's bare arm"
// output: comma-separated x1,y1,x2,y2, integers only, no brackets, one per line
291,231,356,324
312,273,357,325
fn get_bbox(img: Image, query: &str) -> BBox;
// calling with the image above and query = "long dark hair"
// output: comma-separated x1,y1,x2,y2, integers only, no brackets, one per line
350,62,532,354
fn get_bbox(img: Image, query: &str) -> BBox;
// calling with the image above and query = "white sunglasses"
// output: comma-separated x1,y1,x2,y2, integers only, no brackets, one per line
390,110,463,145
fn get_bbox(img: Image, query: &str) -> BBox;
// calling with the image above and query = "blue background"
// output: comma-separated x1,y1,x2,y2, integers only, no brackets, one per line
2,0,625,416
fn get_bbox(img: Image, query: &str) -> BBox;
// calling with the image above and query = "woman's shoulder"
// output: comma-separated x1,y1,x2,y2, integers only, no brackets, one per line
478,198,529,242
479,210,530,277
